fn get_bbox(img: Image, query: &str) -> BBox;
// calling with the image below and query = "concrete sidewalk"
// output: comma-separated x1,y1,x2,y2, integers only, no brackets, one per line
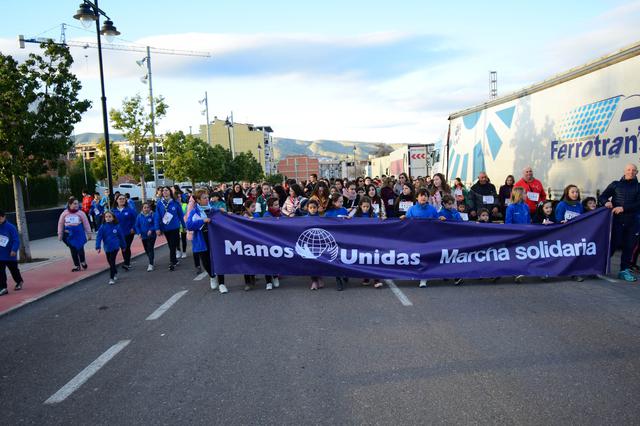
1,233,167,317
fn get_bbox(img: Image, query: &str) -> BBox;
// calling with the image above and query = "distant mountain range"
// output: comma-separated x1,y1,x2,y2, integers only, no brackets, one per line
72,133,399,160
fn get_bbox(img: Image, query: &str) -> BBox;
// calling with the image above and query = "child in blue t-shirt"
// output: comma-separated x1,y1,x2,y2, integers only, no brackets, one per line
438,195,463,222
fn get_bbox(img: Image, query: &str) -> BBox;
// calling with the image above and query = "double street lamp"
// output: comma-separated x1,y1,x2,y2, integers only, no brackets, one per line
73,0,120,207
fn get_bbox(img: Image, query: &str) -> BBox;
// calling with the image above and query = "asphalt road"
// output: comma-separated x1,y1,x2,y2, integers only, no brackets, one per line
1,246,639,425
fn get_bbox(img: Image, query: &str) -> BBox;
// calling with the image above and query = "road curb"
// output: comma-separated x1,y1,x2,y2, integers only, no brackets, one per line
0,242,167,318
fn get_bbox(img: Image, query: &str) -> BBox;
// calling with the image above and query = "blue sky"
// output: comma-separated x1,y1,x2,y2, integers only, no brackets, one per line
2,1,639,143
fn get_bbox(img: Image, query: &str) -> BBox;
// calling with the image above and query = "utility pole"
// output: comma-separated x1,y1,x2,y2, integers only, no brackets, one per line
200,92,211,145
230,111,236,159
139,46,158,188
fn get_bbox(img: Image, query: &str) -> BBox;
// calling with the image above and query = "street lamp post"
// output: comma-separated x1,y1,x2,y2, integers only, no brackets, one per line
257,144,262,170
73,0,120,208
137,46,158,189
353,145,357,180
199,92,210,145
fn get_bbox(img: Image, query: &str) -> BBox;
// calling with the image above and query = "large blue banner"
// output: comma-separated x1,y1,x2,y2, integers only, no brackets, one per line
208,209,612,279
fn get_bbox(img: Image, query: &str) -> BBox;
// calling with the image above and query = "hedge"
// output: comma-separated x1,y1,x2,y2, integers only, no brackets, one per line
0,176,60,212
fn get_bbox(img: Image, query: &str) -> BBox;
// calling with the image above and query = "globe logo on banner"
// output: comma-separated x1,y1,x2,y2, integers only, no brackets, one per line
295,228,339,261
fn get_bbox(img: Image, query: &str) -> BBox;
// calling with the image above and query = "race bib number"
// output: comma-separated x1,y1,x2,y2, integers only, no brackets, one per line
255,203,262,213
454,189,463,196
94,208,100,215
162,212,173,225
459,212,469,221
0,235,9,247
387,199,394,206
399,201,413,212
372,203,380,214
65,215,80,225
527,192,540,202
482,195,495,204
233,198,243,205
505,198,512,206
564,210,580,221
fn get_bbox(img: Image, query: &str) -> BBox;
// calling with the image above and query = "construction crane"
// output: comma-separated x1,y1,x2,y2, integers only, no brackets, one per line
18,23,210,57
18,23,211,187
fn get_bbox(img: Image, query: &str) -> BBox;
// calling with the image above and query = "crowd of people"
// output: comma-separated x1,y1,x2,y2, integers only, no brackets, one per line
1,163,639,296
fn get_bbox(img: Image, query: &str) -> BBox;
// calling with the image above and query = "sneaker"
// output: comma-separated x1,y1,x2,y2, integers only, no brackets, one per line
373,281,384,288
318,279,325,289
169,264,175,271
174,260,181,267
14,282,23,291
362,279,371,286
176,250,182,258
147,264,154,272
310,281,318,290
572,275,584,282
419,279,427,288
81,263,88,270
266,283,273,291
244,284,252,291
515,275,525,283
454,278,464,286
618,269,637,282
113,275,118,282
0,288,8,296
196,266,203,274
218,284,228,294
108,279,115,285
210,276,219,290
336,277,344,291
122,264,131,271
181,252,188,259
71,266,81,272
272,277,280,288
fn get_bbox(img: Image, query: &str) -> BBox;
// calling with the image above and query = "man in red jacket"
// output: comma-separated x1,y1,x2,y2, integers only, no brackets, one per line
514,166,546,214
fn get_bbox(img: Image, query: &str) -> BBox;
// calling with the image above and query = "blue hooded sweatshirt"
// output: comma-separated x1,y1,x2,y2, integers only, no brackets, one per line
155,198,186,232
438,207,463,221
135,212,158,239
324,207,349,217
96,221,126,253
0,220,20,261
555,200,583,222
506,202,531,224
405,202,438,219
186,206,211,253
113,206,137,236
91,199,105,218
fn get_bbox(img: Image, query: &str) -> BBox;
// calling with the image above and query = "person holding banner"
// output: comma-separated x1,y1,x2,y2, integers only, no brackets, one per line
555,185,584,223
402,188,438,288
366,184,387,219
309,182,330,215
187,189,227,293
155,186,186,271
514,166,546,215
599,163,640,282
428,173,454,211
533,200,556,225
227,183,247,215
395,183,416,218
438,195,463,222
282,184,304,217
325,193,350,290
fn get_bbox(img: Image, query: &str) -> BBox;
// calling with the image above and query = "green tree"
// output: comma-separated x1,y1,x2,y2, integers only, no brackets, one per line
228,151,263,182
109,94,167,201
0,42,90,260
163,132,226,188
265,173,285,186
90,139,134,182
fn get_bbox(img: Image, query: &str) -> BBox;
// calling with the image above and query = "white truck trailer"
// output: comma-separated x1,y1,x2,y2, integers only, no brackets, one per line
433,41,640,196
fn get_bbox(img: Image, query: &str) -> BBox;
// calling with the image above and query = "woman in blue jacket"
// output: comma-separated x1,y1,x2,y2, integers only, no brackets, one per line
156,186,186,271
96,211,126,285
113,194,137,271
135,201,158,271
187,189,227,294
0,209,23,295
505,187,531,224
555,185,584,223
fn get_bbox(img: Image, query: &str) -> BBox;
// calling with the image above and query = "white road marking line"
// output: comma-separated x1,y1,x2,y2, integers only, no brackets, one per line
384,279,413,306
44,340,131,404
193,272,208,281
597,274,620,283
146,290,189,321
